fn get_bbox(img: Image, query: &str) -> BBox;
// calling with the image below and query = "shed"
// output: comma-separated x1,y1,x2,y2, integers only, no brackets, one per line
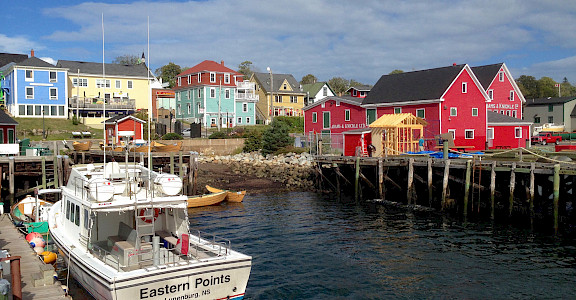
103,114,146,145
343,127,372,156
0,109,17,144
369,113,427,156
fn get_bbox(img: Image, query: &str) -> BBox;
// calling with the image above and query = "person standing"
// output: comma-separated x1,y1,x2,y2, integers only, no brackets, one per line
419,136,425,152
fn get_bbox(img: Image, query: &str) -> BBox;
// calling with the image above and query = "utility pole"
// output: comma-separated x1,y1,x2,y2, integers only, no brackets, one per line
218,78,222,131
267,67,274,124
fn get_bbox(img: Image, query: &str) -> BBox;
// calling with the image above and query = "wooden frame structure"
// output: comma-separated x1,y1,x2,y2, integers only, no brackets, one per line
369,113,427,156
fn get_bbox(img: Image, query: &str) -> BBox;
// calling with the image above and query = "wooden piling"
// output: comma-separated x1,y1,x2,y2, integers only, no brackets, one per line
407,158,414,205
529,162,535,226
427,158,433,206
179,151,183,179
354,156,360,202
81,151,86,164
9,157,14,195
490,161,496,220
464,160,471,218
170,152,175,174
509,162,516,217
53,156,59,188
378,158,384,199
553,164,560,234
41,157,47,188
441,159,450,209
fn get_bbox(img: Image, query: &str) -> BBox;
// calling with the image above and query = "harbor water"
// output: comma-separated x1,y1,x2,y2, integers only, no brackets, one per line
71,191,576,299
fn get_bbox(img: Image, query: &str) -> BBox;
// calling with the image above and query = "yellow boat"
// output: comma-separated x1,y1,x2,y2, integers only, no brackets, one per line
73,140,92,151
206,185,246,203
187,191,227,208
154,141,182,152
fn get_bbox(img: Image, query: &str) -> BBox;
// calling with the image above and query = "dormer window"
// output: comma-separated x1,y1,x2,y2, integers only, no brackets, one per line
198,73,201,83
224,73,230,84
187,75,191,84
352,90,357,97
283,83,287,90
210,72,216,83
177,77,181,86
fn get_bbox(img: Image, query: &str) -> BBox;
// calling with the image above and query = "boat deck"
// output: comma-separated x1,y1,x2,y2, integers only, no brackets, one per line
0,214,68,299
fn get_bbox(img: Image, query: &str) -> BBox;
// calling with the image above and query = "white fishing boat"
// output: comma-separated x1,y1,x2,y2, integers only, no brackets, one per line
47,162,252,300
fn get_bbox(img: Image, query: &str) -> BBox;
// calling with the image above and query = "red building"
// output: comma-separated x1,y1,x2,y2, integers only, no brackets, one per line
472,63,525,119
363,64,489,150
345,85,371,98
343,128,372,156
104,114,145,145
303,96,367,135
487,111,531,149
0,109,17,144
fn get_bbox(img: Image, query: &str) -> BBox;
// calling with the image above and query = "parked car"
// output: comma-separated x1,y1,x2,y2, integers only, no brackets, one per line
181,128,191,137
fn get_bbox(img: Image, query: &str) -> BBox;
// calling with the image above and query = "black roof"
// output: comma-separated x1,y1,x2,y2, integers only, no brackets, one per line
487,111,531,124
103,114,145,124
525,97,576,106
0,53,28,68
471,63,503,90
16,57,56,68
57,60,152,77
362,64,466,105
0,110,18,125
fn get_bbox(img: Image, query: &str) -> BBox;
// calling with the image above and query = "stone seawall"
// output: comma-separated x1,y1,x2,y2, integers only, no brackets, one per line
199,152,316,190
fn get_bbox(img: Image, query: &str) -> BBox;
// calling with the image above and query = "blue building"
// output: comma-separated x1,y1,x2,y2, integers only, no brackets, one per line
1,53,68,118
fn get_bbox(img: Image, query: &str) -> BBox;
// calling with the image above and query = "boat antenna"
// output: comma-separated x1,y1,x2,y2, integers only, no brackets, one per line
102,13,107,168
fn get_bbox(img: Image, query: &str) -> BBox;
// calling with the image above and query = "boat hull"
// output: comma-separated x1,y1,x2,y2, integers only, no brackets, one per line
205,185,246,203
73,141,92,151
187,191,227,208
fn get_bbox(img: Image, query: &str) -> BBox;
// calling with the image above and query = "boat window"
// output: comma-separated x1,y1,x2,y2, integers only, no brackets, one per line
70,203,75,223
66,200,71,220
75,205,80,226
83,209,89,230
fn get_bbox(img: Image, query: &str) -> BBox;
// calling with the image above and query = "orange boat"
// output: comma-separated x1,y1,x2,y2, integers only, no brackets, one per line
154,141,182,152
187,191,227,208
205,185,246,203
73,141,92,151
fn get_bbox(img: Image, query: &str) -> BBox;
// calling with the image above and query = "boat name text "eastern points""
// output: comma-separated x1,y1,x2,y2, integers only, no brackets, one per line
139,275,231,299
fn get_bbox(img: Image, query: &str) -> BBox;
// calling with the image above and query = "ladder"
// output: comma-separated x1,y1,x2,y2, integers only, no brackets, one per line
134,178,155,265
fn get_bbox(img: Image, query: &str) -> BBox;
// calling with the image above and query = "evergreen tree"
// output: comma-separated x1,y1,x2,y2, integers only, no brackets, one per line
261,119,294,155
242,130,263,152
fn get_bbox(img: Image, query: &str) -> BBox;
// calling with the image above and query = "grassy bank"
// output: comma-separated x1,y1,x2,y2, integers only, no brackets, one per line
15,117,103,141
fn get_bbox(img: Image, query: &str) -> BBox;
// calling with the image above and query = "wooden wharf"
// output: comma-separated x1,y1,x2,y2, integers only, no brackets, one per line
0,214,67,299
314,154,576,234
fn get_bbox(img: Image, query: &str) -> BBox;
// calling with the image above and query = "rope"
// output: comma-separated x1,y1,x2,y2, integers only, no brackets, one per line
519,147,576,165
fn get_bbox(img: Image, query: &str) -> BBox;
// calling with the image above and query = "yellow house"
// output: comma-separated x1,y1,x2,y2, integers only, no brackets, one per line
57,60,153,129
251,72,306,123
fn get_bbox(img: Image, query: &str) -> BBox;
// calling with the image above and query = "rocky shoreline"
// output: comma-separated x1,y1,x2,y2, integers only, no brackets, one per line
196,152,316,194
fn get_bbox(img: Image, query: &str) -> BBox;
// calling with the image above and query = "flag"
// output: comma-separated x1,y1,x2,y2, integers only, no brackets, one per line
555,84,560,87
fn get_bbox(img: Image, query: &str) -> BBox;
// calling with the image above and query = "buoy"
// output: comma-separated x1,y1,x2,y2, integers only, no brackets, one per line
33,246,44,255
29,237,46,248
26,232,42,242
41,251,57,264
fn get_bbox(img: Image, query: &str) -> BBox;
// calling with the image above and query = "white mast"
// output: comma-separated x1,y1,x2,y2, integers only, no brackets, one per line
102,13,107,166
147,16,152,171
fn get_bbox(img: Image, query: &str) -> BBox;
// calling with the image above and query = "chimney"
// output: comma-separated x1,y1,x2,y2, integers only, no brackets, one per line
141,52,146,64
221,60,224,66
453,63,457,66
31,49,35,57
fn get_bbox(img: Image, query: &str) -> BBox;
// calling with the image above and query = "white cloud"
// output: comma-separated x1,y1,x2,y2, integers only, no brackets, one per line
40,57,57,66
40,0,576,84
0,34,41,54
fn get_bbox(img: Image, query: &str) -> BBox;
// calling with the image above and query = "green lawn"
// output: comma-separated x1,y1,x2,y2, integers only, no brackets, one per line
15,117,103,141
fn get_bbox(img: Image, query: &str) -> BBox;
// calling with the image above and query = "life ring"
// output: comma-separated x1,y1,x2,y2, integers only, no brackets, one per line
139,208,159,223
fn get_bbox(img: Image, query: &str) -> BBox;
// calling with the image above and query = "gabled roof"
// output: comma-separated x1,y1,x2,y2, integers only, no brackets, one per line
525,97,576,106
0,110,17,125
363,64,486,105
57,60,152,78
178,60,242,77
487,111,532,125
471,63,503,90
252,72,304,94
15,57,56,68
302,95,363,111
0,53,28,68
103,114,146,124
346,85,371,92
302,82,334,96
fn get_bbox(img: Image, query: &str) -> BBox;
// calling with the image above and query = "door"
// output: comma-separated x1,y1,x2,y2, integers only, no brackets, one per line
366,109,377,125
323,112,330,130
8,129,14,144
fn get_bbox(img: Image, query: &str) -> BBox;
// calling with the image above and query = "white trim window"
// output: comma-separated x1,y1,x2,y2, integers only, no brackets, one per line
291,96,297,103
237,117,242,124
488,89,494,100
515,127,522,138
242,103,248,112
465,129,474,139
197,73,201,83
26,87,34,99
210,88,215,98
49,87,57,100
177,104,181,115
246,117,251,124
225,89,230,99
224,73,230,84
312,112,317,123
472,108,478,117
198,88,203,98
127,81,133,89
394,107,402,114
115,80,121,89
345,109,350,121
450,107,457,116
512,110,517,118
187,75,191,85
509,90,514,101
49,71,57,83
210,72,216,83
448,129,456,141
177,77,181,86
499,71,504,82
416,108,425,119
96,79,111,88
25,70,33,81
487,127,494,139
187,103,191,114
462,82,468,93
187,90,191,99
72,78,88,87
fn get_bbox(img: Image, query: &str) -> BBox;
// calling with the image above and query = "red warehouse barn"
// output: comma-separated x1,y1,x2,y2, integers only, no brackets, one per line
472,63,525,119
103,114,146,145
487,111,532,149
303,96,367,135
362,64,489,150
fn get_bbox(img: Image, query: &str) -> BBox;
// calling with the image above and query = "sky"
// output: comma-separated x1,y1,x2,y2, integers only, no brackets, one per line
3,0,576,85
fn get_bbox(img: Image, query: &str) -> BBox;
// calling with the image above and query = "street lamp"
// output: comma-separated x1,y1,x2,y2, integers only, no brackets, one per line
267,67,274,124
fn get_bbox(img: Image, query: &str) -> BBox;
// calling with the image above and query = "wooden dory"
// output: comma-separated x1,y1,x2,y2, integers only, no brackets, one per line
206,185,246,203
73,140,92,151
187,191,227,208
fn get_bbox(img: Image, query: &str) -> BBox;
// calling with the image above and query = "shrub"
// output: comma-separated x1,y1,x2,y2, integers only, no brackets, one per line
242,130,263,152
274,146,308,155
275,116,304,133
209,131,228,139
162,132,183,140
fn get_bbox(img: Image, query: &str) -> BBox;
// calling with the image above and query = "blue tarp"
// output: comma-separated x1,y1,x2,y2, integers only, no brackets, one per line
404,151,484,159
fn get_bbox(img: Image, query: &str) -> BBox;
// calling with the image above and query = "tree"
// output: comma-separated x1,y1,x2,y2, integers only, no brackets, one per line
538,77,558,97
300,74,317,85
261,118,294,155
155,62,182,88
242,130,263,152
560,77,576,97
238,61,254,78
349,79,365,88
112,54,141,65
516,75,539,99
389,69,404,75
328,77,349,95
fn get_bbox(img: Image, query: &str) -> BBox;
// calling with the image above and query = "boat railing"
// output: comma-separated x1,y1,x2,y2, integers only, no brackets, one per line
193,230,231,257
90,243,121,270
